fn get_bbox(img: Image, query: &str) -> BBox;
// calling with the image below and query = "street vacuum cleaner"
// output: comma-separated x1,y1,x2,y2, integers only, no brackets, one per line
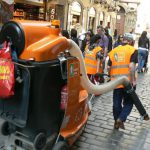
0,20,149,150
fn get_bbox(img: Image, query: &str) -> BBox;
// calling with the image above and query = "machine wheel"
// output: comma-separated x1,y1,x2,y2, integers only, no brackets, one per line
33,132,47,150
44,133,58,150
1,121,10,136
52,141,69,150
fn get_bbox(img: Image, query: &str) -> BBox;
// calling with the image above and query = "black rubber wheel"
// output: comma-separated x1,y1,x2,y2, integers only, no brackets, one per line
44,133,57,150
1,121,10,136
33,132,47,150
52,141,69,150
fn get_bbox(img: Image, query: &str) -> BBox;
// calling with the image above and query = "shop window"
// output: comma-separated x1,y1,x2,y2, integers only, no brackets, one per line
14,3,44,20
72,15,80,26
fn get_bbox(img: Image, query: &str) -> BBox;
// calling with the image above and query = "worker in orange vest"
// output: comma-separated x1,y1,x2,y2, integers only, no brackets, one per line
84,34,104,83
107,33,138,130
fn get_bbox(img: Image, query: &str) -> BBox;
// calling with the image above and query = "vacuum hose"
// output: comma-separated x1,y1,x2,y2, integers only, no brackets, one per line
68,39,149,120
125,84,149,120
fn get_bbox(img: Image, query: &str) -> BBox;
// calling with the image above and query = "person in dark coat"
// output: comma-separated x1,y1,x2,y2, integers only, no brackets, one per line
105,28,112,52
113,34,124,48
137,31,149,73
113,29,118,42
70,28,79,45
61,30,70,39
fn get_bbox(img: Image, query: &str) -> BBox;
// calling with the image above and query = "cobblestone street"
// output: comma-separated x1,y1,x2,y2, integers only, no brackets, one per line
0,51,149,150
72,56,150,150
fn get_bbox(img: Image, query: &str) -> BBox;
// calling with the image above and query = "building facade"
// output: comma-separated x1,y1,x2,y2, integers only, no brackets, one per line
116,0,140,35
45,0,118,35
47,0,139,36
64,0,118,35
0,0,139,36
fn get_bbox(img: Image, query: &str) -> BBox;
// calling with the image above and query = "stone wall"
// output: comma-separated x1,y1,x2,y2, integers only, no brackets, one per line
124,11,137,33
0,0,14,29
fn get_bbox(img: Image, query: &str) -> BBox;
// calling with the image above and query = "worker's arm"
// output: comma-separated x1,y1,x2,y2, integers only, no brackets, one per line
96,59,100,73
129,62,136,87
129,50,138,87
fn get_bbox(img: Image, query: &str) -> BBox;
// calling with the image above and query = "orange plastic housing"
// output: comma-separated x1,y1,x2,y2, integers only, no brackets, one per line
13,20,69,61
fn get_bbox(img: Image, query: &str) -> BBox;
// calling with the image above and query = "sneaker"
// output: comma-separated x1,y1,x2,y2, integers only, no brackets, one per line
116,119,125,130
114,120,119,129
144,114,150,121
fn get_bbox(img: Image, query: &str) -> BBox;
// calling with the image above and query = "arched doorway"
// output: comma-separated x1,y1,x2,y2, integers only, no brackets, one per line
70,1,82,30
88,7,96,31
116,6,125,35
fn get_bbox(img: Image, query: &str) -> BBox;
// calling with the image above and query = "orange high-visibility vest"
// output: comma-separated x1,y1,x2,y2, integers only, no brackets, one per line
108,45,136,89
84,46,103,75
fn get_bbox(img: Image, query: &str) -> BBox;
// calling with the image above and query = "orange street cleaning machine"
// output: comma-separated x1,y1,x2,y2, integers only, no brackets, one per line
0,20,89,150
0,20,149,150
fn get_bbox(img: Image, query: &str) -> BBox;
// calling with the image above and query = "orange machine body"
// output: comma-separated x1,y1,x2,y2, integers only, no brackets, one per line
13,20,69,61
10,20,90,147
60,58,89,145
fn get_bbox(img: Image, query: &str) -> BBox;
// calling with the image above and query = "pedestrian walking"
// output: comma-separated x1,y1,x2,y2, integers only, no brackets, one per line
137,31,149,73
129,29,136,46
70,28,79,46
81,31,92,54
78,29,94,52
87,29,95,37
113,29,118,42
61,30,70,39
107,33,138,130
97,25,109,74
113,34,124,48
97,25,109,60
84,34,103,83
105,28,112,52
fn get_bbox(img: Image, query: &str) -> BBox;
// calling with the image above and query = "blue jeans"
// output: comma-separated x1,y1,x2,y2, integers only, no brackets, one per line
138,49,148,71
113,88,133,122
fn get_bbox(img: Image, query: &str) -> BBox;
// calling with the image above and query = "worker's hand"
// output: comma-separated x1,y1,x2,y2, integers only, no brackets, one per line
132,80,136,86
132,80,136,90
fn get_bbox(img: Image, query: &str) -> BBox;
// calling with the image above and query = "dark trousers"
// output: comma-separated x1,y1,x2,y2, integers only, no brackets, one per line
113,88,133,122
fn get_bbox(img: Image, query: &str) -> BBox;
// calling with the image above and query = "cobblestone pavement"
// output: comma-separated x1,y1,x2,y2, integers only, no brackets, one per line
0,53,149,150
72,56,150,150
